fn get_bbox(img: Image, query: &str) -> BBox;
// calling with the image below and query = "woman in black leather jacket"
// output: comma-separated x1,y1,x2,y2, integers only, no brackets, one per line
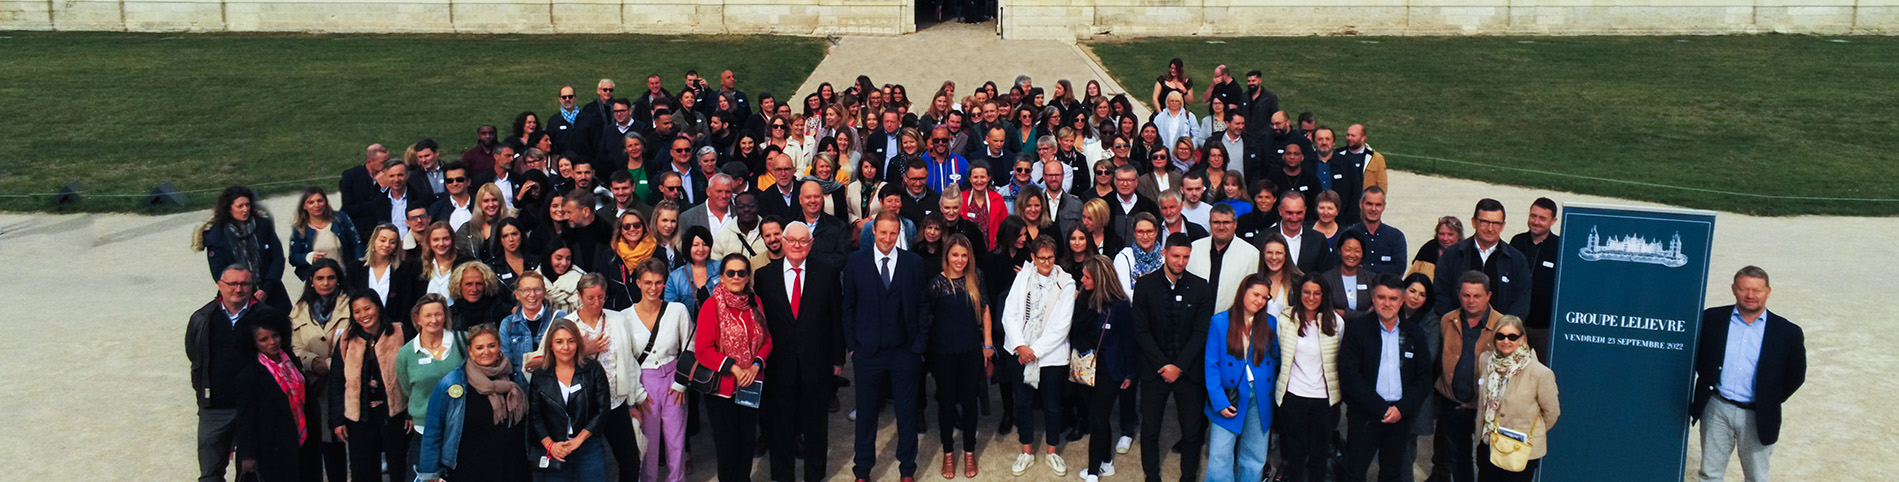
527,319,611,481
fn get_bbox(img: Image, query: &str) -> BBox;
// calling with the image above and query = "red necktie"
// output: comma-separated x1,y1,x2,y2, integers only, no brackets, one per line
791,267,804,318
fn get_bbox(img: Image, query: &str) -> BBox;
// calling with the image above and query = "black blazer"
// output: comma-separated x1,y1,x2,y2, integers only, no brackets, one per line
234,361,314,482
1273,224,1335,275
1129,270,1213,381
547,108,585,155
528,361,612,448
1203,133,1276,186
752,184,800,221
800,214,853,272
841,248,933,359
1319,267,1375,317
1107,195,1162,244
1337,313,1433,421
348,259,423,328
755,259,846,383
662,161,710,207
1691,306,1806,445
339,165,382,224
863,130,901,176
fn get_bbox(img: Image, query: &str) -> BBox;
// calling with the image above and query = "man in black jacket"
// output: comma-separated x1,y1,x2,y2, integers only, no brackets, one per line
758,221,845,482
1432,199,1533,319
843,213,934,482
864,110,905,184
339,144,389,236
1691,266,1805,482
1239,71,1279,138
1130,235,1212,482
795,180,852,272
1507,197,1561,361
187,265,284,482
548,85,585,156
1339,277,1433,482
1265,144,1322,214
1273,191,1334,275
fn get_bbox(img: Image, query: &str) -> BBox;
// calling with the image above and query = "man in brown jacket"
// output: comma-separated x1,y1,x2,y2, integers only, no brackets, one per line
1429,270,1503,482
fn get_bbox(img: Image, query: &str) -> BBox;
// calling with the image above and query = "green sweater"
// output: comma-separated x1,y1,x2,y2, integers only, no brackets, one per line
396,332,466,429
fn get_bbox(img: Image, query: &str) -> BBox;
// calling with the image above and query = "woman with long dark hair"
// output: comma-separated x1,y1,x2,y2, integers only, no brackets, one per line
288,186,362,282
413,323,530,482
1073,255,1136,481
197,185,291,311
328,290,410,482
693,254,774,482
508,111,541,153
1204,274,1280,482
234,318,320,482
927,234,993,478
1274,274,1345,482
288,258,350,482
483,217,542,292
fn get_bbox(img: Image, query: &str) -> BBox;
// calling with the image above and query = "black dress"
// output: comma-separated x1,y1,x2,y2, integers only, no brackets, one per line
234,363,316,482
447,391,531,482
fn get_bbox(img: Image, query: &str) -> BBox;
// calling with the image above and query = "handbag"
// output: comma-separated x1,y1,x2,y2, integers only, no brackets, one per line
1068,315,1111,387
1488,418,1539,472
673,350,720,394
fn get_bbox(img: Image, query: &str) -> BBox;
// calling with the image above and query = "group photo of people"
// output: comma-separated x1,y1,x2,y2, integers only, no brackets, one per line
183,60,1802,482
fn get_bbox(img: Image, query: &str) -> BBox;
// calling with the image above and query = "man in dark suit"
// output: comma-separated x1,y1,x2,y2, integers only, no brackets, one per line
575,79,618,160
364,162,426,241
339,144,389,236
1239,71,1279,138
1691,266,1805,482
842,212,933,482
547,85,585,156
795,180,852,271
188,265,284,482
1155,189,1208,247
864,110,905,184
425,161,473,230
1106,165,1162,244
655,137,708,206
1310,127,1365,222
631,74,671,128
1338,277,1433,482
1273,191,1335,275
596,99,641,176
1130,236,1212,482
1431,199,1532,319
1265,144,1322,217
757,221,844,482
406,139,447,204
752,152,801,220
1205,112,1274,184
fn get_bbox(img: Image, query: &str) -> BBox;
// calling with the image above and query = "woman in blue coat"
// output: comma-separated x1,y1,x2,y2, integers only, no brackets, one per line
1204,274,1280,482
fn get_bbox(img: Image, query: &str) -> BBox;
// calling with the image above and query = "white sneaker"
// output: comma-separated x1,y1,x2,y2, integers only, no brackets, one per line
1082,473,1099,482
1115,435,1133,454
1047,452,1067,476
848,409,857,421
1011,453,1035,476
1098,462,1115,476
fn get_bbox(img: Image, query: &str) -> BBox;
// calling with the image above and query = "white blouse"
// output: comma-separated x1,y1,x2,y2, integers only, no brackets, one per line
624,302,695,374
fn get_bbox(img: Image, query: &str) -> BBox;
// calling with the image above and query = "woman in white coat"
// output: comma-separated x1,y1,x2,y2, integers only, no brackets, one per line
1000,235,1077,477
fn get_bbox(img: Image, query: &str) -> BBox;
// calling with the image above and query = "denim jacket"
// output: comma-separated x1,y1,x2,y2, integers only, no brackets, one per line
499,304,563,377
413,367,528,481
664,261,720,320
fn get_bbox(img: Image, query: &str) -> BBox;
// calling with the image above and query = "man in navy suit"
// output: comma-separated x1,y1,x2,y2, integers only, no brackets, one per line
757,222,844,482
1691,266,1805,482
1339,276,1433,482
843,211,934,482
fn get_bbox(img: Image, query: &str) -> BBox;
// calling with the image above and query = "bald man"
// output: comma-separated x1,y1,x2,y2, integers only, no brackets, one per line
1266,110,1314,164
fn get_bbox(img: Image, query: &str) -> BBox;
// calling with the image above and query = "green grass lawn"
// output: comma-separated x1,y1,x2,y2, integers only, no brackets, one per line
1088,36,1899,216
0,32,826,212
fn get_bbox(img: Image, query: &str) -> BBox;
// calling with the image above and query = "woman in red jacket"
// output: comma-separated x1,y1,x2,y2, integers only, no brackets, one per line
693,253,774,482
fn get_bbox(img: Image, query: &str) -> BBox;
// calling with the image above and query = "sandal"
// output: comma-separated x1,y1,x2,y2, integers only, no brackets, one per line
943,452,956,479
964,452,979,478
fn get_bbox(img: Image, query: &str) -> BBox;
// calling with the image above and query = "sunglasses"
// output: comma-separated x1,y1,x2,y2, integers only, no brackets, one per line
723,269,750,278
622,223,644,230
1095,169,1111,176
931,138,950,144
673,147,692,152
560,95,576,99
772,124,787,129
601,88,615,92
1495,332,1524,341
446,176,468,183
1014,167,1032,173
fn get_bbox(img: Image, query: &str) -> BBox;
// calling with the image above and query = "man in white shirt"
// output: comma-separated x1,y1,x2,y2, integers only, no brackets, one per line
681,174,737,239
430,162,474,231
381,162,414,239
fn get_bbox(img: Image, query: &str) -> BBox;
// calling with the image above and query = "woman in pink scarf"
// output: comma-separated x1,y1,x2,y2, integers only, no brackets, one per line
693,253,773,482
234,320,317,482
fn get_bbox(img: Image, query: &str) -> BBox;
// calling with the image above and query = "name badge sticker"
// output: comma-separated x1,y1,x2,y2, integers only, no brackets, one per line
1501,276,1511,283
1356,284,1368,290
1175,295,1183,302
418,357,432,365
1404,351,1414,359
1333,174,1343,179
1542,261,1555,268
1381,256,1392,262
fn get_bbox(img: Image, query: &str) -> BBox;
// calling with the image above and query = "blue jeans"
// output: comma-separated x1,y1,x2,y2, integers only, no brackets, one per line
538,438,607,482
1206,382,1268,482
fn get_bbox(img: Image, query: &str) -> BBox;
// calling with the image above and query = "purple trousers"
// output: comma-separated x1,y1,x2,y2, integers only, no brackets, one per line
639,362,688,482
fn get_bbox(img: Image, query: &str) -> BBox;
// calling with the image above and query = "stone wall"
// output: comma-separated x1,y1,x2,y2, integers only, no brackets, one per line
2,0,1891,37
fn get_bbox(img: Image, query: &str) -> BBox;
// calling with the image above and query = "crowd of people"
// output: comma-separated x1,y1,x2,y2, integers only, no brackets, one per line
186,61,1804,482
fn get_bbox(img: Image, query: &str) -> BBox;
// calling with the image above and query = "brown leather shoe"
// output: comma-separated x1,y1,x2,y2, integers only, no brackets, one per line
943,453,956,479
964,452,979,478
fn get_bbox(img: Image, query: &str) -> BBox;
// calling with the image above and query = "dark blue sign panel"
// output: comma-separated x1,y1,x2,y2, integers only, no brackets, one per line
1542,203,1716,482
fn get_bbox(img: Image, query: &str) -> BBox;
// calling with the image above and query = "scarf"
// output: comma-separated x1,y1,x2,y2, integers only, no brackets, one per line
1011,262,1067,388
1130,242,1163,279
309,293,339,326
224,218,262,276
802,175,844,194
615,235,656,270
258,351,308,442
464,357,527,425
713,288,766,367
1481,346,1536,438
856,181,880,217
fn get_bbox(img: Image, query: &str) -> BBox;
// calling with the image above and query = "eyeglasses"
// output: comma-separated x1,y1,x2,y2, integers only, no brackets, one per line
446,176,468,183
407,213,432,220
613,109,630,114
219,280,255,287
1495,332,1524,341
723,269,750,278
